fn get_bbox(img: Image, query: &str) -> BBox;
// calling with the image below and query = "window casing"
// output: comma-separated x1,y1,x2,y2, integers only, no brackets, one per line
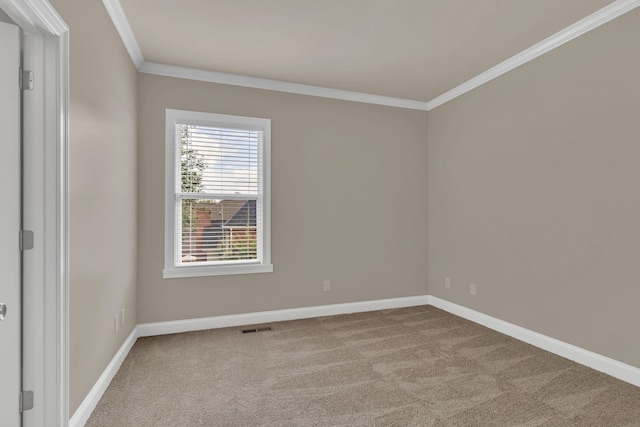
164,109,272,278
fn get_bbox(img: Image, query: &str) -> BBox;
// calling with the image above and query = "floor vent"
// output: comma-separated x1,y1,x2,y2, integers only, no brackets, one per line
242,326,273,334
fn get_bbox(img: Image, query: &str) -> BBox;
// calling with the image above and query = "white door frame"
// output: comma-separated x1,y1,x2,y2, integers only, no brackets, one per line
0,18,22,427
0,1,69,426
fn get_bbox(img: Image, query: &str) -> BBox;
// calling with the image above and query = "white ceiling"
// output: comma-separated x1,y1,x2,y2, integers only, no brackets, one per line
118,0,618,104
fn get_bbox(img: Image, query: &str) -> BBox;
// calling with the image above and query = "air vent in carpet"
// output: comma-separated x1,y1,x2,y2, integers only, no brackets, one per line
242,326,273,334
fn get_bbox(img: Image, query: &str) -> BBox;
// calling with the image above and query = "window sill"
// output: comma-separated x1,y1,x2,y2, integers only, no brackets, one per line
163,263,273,279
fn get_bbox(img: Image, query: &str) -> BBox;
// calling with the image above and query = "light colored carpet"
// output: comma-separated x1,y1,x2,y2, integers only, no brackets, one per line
86,305,640,426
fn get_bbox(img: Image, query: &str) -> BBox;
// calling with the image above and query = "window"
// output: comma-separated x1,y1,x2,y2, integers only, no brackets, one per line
164,109,272,278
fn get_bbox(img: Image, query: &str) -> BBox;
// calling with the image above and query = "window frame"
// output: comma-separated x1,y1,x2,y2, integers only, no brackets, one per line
164,109,272,278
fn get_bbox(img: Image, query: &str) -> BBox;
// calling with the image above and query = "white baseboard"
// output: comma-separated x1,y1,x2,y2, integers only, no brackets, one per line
70,294,640,426
137,295,430,337
428,296,640,388
69,327,139,427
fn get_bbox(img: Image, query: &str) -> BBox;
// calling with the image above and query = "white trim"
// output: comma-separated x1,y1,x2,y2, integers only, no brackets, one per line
55,28,71,427
164,109,272,278
3,0,67,35
138,296,429,337
97,0,429,110
69,328,139,427
68,296,427,423
100,0,143,68
428,296,640,388
0,1,69,426
106,0,640,111
427,0,640,110
72,295,640,423
101,0,430,110
141,62,430,111
163,263,273,279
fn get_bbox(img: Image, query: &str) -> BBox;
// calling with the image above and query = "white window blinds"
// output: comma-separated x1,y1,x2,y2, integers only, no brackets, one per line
164,109,272,278
179,125,261,196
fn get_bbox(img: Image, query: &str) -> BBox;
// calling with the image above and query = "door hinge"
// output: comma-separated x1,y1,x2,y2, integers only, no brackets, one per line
20,230,34,251
20,390,34,412
19,68,34,90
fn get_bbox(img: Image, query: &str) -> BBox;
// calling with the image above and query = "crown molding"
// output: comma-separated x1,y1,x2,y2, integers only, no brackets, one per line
101,0,144,68
103,0,640,111
24,0,67,34
427,0,640,110
1,0,68,34
140,62,430,110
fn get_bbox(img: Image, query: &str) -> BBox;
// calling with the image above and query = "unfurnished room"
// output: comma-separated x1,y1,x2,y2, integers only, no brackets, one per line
0,0,639,426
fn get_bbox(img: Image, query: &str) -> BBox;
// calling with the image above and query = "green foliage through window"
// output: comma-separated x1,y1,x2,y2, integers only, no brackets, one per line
180,125,205,231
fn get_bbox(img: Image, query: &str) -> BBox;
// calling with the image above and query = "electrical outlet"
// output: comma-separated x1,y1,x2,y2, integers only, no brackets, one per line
114,314,120,333
323,280,331,291
121,308,125,327
470,283,477,296
445,277,451,288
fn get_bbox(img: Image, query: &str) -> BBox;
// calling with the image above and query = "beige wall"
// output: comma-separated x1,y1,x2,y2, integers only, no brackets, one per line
428,9,640,368
137,74,428,323
48,0,138,415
